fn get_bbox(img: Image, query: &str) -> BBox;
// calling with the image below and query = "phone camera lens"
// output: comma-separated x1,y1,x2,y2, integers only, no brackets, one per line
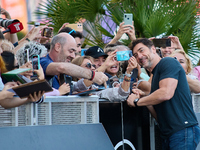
127,18,129,20
125,15,126,18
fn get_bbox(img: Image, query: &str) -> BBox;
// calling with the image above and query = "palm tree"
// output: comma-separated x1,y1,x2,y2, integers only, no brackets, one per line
35,0,200,64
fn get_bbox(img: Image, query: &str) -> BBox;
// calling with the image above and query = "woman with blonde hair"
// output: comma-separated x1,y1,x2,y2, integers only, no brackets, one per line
171,49,200,93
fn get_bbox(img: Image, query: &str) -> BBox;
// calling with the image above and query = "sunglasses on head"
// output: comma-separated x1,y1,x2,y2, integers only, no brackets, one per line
69,29,76,35
85,62,96,69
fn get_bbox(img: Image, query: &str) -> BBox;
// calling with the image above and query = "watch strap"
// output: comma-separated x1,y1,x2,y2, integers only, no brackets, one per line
134,98,139,107
125,71,132,78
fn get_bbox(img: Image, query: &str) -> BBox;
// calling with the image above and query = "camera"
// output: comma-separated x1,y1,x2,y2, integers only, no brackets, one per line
0,18,19,29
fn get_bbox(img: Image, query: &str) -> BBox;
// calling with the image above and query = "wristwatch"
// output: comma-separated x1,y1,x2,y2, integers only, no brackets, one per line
134,98,140,107
125,71,133,78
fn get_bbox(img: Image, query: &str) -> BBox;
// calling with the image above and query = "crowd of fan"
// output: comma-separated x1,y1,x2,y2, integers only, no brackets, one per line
0,7,200,108
1,7,200,149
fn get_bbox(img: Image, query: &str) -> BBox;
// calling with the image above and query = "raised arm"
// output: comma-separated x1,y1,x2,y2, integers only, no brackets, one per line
1,8,18,44
13,25,48,54
108,22,136,44
121,56,137,92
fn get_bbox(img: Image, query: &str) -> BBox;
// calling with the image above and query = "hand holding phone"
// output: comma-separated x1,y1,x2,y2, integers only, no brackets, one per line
116,50,133,61
32,55,40,70
41,28,53,37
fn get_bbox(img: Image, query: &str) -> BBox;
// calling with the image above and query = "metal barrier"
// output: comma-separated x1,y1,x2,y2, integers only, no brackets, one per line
0,95,99,127
192,93,200,113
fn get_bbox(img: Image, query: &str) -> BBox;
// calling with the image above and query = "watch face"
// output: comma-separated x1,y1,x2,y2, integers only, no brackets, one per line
125,71,132,77
134,98,139,102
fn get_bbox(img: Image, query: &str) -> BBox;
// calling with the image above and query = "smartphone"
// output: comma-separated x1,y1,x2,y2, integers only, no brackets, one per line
32,55,40,70
152,38,171,48
65,23,83,32
25,48,29,62
116,50,133,61
124,13,133,26
64,76,72,95
41,28,53,37
81,49,87,56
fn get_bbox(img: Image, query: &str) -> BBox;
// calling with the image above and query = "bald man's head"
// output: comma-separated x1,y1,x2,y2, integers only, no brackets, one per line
50,33,77,62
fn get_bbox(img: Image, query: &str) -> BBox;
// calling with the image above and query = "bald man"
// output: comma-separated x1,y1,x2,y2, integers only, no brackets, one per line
40,33,108,89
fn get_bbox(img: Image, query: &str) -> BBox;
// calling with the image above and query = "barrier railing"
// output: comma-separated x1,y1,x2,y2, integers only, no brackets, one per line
0,95,99,127
192,93,200,113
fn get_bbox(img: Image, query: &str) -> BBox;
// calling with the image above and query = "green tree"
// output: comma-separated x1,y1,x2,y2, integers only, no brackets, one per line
36,0,200,63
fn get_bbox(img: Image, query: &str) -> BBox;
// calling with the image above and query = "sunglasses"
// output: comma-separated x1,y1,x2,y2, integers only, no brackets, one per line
85,62,96,69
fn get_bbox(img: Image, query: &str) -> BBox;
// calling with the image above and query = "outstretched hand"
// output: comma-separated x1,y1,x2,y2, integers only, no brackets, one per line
92,72,108,85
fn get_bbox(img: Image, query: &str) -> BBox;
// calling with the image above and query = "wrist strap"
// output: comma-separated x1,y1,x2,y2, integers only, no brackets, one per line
89,70,95,81
25,38,30,42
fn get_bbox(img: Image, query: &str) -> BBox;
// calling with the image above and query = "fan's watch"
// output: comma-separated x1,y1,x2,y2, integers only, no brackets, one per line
134,98,140,107
125,71,133,78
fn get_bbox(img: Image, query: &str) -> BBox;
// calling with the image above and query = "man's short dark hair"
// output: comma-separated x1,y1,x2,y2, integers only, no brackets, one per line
58,27,83,39
130,38,154,50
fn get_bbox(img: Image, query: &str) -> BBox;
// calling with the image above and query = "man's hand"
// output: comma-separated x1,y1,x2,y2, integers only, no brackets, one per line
92,72,108,85
127,92,140,107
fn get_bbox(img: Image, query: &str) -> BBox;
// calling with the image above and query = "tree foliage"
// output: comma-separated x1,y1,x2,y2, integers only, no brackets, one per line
36,0,200,63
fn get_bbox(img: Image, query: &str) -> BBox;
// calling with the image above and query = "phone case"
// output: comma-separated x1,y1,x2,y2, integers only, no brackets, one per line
116,50,132,61
32,55,40,70
65,23,83,32
152,39,171,47
124,13,133,25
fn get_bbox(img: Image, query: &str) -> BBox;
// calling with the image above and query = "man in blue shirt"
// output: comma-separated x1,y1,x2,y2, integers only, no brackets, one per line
127,38,200,150
40,33,108,89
